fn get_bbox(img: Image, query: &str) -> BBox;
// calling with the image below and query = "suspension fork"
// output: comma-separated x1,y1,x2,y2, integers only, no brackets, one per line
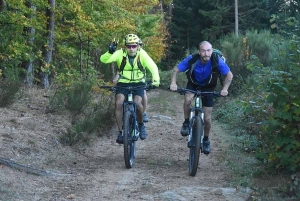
188,96,203,143
122,92,138,137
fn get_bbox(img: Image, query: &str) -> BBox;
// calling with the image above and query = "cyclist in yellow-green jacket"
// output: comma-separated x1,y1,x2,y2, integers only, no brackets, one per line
100,34,160,144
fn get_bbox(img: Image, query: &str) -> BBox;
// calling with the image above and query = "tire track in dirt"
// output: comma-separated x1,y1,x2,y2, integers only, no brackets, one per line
74,89,252,200
0,88,252,201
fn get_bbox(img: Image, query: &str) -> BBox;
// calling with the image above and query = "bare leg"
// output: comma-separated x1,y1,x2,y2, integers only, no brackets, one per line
180,92,194,136
115,94,125,132
134,95,143,123
203,106,213,137
183,93,194,119
142,90,147,113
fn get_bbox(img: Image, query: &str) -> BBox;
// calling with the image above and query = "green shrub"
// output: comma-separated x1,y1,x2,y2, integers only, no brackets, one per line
216,21,300,172
0,79,22,107
245,29,274,66
220,34,245,70
214,98,244,126
64,82,93,114
159,69,187,88
58,88,115,146
242,35,300,171
219,30,276,95
58,128,85,146
50,81,93,115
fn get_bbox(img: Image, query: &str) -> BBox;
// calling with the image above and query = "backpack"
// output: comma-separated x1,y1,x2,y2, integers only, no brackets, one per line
186,49,225,88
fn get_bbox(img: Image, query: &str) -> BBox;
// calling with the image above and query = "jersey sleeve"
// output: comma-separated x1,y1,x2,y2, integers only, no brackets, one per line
140,50,160,81
177,55,193,72
100,49,122,64
218,59,231,75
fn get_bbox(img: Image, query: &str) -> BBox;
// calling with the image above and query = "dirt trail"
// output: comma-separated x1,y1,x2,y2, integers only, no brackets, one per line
0,88,252,201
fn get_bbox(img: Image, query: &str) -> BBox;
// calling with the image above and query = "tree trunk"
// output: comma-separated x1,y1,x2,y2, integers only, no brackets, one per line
42,0,55,88
160,0,165,25
169,2,173,16
78,33,83,76
0,0,6,12
235,0,238,36
25,2,36,85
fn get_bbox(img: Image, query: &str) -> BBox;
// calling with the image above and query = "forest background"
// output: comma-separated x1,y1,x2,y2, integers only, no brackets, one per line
0,0,300,200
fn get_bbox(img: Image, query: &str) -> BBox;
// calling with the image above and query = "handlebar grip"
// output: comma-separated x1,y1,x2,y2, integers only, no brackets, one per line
99,86,115,92
176,87,184,92
176,88,185,95
99,86,111,89
213,91,221,96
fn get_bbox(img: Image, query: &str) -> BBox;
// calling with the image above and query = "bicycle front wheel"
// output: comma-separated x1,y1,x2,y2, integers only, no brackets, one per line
123,110,136,169
189,116,202,176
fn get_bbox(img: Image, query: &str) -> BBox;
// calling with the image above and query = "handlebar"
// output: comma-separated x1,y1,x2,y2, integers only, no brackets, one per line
100,84,156,93
175,88,223,97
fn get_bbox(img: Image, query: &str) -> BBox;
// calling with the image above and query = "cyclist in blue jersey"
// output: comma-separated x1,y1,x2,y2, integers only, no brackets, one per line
169,41,233,154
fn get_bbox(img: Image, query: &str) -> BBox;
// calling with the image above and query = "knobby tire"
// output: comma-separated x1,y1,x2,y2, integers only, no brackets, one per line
189,116,202,176
123,110,135,168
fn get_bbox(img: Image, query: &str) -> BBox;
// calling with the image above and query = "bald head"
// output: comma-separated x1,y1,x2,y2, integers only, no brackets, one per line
198,41,213,63
198,41,212,50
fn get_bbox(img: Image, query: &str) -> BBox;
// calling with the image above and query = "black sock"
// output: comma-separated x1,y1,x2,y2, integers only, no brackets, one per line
203,136,209,141
184,118,189,124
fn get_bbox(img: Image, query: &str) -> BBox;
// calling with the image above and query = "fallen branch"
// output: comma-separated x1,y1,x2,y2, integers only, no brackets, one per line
0,157,71,176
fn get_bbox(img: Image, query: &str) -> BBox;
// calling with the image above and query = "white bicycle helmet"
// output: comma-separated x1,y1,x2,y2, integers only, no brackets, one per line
125,34,139,44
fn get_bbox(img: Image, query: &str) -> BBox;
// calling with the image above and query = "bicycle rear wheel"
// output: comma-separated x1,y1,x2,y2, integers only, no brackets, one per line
123,110,136,168
189,116,202,176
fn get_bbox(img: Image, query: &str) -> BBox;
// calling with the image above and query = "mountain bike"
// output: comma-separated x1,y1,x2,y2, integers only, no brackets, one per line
176,88,222,176
100,84,155,168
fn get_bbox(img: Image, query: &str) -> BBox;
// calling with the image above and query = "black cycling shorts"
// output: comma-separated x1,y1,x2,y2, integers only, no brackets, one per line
116,82,145,98
186,81,215,107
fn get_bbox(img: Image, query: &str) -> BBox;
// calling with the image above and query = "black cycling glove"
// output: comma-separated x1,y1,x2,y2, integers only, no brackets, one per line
109,39,118,54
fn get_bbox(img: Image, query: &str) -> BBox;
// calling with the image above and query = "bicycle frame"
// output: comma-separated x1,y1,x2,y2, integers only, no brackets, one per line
122,90,139,141
176,88,221,176
100,84,155,168
188,93,205,149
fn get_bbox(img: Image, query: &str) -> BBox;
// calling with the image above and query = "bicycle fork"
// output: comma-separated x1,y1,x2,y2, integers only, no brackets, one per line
124,93,140,141
187,97,204,147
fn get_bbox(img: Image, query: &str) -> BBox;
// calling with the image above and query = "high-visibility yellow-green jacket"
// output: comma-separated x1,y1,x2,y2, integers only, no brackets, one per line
100,48,160,83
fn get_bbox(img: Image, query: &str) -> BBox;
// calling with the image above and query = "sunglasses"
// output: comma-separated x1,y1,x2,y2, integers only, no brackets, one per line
126,44,138,49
